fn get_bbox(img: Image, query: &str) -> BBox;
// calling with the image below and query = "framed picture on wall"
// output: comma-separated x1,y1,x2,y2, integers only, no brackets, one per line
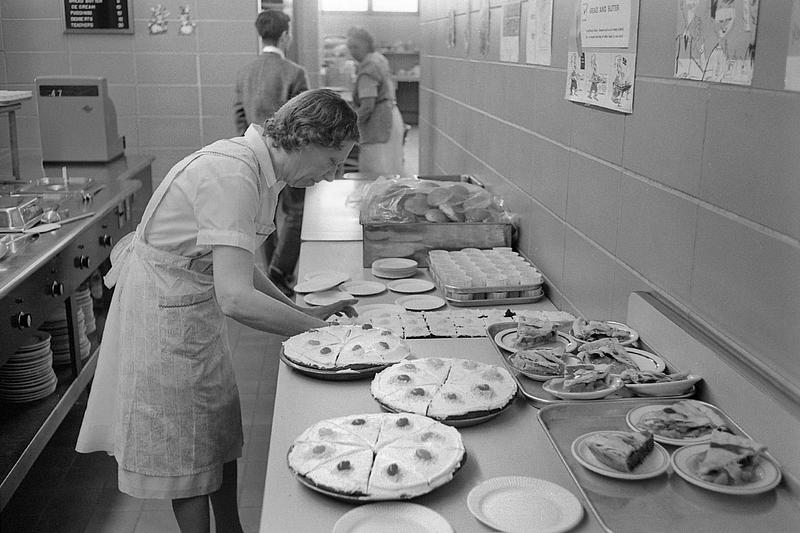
63,0,134,34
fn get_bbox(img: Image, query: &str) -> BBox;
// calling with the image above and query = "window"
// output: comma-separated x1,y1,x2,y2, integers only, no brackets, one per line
320,0,418,12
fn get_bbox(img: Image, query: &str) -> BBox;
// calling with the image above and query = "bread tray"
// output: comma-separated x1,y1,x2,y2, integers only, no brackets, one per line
537,400,795,533
486,322,694,408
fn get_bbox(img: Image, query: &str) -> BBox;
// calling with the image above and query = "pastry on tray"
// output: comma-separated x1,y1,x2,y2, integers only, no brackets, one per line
697,429,767,486
585,430,654,472
620,368,689,384
561,364,612,392
287,413,466,500
511,317,557,349
371,357,517,422
571,318,631,342
282,324,410,371
577,339,638,374
637,400,728,439
507,346,566,377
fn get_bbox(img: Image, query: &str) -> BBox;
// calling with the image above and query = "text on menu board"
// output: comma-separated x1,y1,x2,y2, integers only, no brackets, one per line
64,0,132,33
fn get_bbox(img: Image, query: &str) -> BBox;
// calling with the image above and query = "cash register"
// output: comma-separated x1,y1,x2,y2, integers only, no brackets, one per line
34,76,125,163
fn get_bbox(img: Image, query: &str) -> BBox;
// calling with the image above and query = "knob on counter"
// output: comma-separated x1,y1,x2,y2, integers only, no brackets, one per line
50,280,64,297
13,312,32,329
99,234,113,247
75,255,91,269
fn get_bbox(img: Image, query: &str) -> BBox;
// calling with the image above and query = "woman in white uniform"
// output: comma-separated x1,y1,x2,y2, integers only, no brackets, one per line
76,89,359,533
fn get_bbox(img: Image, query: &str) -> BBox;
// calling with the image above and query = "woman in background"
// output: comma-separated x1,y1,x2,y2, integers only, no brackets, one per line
346,26,405,176
76,89,358,533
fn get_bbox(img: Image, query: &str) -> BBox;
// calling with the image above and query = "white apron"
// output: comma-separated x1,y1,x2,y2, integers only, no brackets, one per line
77,142,274,498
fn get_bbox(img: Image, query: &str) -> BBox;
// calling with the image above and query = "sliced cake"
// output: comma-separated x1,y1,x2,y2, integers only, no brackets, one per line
585,430,654,472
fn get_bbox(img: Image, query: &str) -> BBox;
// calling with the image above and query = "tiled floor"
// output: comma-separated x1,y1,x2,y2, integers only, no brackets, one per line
0,126,419,533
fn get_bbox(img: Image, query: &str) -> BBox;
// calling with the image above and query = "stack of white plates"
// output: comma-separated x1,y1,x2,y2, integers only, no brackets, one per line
371,258,418,279
0,332,57,403
41,308,91,366
74,284,96,334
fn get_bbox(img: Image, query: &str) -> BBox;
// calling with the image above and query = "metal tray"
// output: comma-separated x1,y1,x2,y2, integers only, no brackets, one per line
0,196,43,232
13,177,95,196
537,400,797,533
486,322,694,408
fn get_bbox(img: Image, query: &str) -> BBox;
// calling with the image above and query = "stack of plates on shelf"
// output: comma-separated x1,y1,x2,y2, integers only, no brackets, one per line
0,332,57,403
74,284,96,334
371,258,418,279
40,308,91,366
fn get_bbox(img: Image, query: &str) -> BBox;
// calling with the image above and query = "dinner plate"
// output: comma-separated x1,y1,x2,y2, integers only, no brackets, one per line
624,374,702,397
303,289,353,306
333,502,453,533
671,444,782,495
293,272,350,293
340,280,386,296
466,476,583,533
303,270,349,281
570,320,639,346
571,431,670,480
574,347,667,374
372,267,418,279
542,376,624,400
493,328,579,354
625,402,726,446
395,295,446,311
387,279,435,294
372,257,418,271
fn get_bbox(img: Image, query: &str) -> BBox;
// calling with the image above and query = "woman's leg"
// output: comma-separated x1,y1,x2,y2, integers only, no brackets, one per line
209,460,244,533
172,495,210,533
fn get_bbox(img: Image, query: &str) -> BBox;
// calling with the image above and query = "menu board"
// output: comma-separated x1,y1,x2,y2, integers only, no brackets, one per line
63,0,133,34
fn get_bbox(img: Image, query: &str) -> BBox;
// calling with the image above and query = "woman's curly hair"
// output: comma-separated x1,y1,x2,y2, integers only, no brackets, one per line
264,89,359,152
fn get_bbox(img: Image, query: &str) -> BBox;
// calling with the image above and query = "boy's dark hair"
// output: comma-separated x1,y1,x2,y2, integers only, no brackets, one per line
256,9,290,43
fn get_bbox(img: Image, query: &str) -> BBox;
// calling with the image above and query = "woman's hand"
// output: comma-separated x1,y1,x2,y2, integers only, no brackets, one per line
305,299,359,321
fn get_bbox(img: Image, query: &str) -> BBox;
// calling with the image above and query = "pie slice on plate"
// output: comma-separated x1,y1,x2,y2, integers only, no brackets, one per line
330,415,384,448
304,448,375,496
287,441,365,476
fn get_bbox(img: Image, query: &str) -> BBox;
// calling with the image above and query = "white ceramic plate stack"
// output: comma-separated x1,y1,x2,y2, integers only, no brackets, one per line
74,284,96,334
0,332,57,403
371,258,418,279
41,308,91,365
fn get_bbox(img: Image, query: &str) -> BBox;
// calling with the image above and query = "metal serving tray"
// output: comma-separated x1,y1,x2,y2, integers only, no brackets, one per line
537,400,797,533
0,196,43,233
13,177,95,196
486,322,694,408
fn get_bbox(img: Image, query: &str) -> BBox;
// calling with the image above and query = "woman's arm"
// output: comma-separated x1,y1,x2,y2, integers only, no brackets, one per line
355,96,376,123
213,245,356,336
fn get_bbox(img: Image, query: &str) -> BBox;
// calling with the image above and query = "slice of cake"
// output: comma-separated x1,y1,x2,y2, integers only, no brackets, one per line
638,400,728,439
585,431,654,472
697,429,767,485
512,317,558,349
562,364,611,392
577,339,637,374
572,318,629,342
508,346,566,376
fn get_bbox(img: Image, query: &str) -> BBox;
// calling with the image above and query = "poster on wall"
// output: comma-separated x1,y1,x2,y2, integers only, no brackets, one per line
501,2,521,62
565,0,640,113
526,0,553,65
786,0,800,91
479,0,490,56
674,0,759,86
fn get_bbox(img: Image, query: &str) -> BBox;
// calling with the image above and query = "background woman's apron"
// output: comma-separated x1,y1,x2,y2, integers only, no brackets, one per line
77,141,273,496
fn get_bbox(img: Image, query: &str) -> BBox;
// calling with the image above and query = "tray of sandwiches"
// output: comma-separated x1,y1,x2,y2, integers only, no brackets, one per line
537,399,796,533
487,318,700,408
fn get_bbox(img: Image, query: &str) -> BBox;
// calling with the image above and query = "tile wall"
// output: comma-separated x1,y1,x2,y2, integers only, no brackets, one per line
419,2,800,403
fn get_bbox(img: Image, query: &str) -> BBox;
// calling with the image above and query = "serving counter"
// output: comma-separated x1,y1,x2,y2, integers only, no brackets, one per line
259,241,603,532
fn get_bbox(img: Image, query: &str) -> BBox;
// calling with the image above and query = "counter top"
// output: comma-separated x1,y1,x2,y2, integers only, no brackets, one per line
301,180,368,241
259,241,603,533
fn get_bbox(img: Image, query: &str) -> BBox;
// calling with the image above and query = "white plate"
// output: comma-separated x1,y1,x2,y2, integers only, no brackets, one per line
624,374,703,397
303,289,354,306
671,444,782,495
542,376,624,400
356,303,405,317
395,295,446,311
467,476,583,533
493,328,579,353
333,502,453,533
303,270,349,281
340,280,386,296
372,257,418,271
625,402,726,446
570,320,639,346
387,279,435,294
571,431,670,480
293,272,350,293
371,267,418,279
573,347,667,374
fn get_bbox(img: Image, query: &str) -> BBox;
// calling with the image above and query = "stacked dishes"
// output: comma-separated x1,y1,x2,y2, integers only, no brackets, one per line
0,332,57,403
41,307,91,365
74,284,96,334
371,258,418,279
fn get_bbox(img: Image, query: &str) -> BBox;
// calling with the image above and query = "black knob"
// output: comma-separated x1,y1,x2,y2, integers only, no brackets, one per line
99,234,113,247
50,281,64,297
14,312,32,329
75,255,91,269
